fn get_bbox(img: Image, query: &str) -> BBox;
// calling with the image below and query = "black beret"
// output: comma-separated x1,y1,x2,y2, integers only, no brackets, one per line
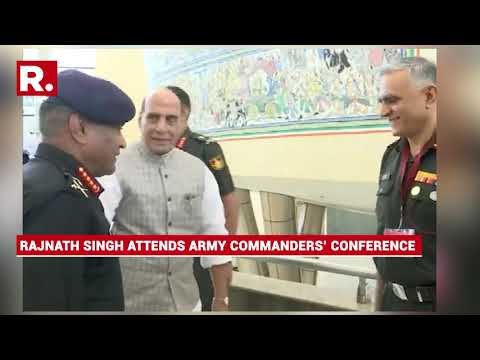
45,70,136,126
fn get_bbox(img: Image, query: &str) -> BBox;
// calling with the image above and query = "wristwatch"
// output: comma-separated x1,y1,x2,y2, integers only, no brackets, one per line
213,297,229,306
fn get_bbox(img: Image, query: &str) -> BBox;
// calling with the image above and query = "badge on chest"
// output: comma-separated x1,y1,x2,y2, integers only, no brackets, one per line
412,170,437,202
415,171,437,185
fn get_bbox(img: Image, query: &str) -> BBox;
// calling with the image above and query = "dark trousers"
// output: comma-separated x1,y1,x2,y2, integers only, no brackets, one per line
193,257,214,311
381,283,435,312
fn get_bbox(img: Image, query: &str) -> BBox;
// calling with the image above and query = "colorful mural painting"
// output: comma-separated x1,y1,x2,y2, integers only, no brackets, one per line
144,48,413,133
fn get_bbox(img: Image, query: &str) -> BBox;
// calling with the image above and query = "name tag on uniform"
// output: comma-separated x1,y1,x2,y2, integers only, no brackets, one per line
384,228,415,235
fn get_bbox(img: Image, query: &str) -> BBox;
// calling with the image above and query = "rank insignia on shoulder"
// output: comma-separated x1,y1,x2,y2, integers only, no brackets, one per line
70,176,89,198
176,136,187,149
208,155,225,170
75,166,104,197
195,134,213,144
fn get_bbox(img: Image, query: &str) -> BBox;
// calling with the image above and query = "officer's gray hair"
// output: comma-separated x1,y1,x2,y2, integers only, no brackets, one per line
39,101,75,138
379,56,436,87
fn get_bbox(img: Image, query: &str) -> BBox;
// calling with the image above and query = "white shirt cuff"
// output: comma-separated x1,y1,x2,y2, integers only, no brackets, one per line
200,256,232,269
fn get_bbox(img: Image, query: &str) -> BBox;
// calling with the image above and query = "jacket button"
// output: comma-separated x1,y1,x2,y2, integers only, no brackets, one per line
168,197,171,202
168,221,172,227
167,271,172,276
164,174,168,179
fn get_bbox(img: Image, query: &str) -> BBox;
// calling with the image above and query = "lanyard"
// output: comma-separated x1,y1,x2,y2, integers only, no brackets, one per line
398,138,434,227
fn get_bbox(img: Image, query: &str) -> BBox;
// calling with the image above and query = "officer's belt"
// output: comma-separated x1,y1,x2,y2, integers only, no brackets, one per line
388,282,436,304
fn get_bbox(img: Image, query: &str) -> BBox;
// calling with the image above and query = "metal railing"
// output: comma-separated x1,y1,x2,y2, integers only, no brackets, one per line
238,256,377,280
238,256,377,305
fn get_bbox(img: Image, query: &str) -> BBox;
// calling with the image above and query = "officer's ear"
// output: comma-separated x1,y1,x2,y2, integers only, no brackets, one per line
68,113,89,145
424,85,437,109
181,106,190,122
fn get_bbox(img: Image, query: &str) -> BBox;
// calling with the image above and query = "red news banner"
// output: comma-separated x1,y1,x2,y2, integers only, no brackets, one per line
17,235,422,257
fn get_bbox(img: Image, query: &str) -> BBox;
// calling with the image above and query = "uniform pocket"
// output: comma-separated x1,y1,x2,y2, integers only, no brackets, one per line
409,182,436,203
407,182,437,234
376,172,394,196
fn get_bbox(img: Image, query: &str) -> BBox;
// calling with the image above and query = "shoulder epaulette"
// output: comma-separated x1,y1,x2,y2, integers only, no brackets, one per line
68,166,104,198
387,138,402,149
191,132,214,144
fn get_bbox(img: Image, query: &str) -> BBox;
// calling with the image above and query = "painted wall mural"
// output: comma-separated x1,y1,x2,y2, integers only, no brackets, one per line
145,48,413,133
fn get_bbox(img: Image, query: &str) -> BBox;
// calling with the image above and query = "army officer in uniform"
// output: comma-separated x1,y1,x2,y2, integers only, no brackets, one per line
375,57,437,312
23,70,136,311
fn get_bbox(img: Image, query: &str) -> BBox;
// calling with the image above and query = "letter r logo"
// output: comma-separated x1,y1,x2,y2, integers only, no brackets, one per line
17,61,57,96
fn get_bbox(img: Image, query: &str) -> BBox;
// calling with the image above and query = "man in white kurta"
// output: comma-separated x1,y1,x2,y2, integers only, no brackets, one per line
99,88,232,312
